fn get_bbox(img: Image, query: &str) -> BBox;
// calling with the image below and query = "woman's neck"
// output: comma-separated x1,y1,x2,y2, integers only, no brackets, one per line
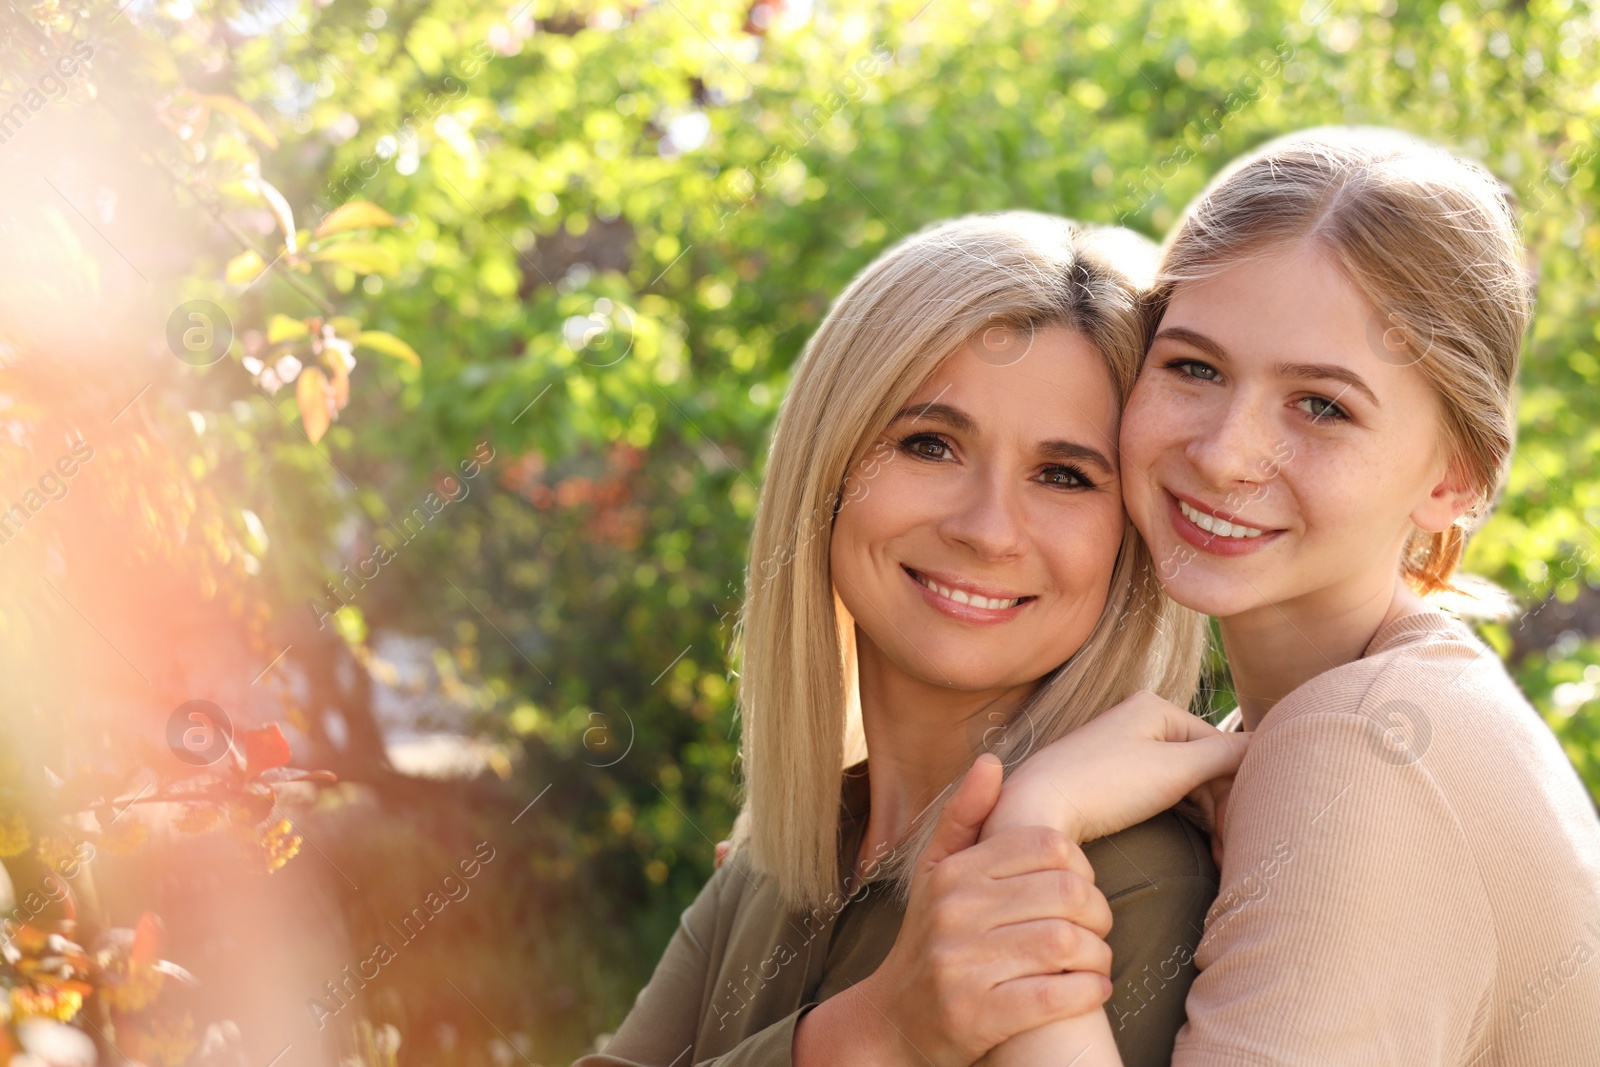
1221,576,1431,731
853,629,1035,868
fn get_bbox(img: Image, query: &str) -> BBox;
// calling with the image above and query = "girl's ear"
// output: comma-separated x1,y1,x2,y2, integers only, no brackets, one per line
1411,455,1479,534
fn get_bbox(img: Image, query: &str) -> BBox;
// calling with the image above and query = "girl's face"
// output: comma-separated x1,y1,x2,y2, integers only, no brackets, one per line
830,325,1126,696
1119,241,1472,620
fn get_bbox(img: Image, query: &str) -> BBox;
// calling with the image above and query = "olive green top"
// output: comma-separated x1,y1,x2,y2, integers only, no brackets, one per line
574,761,1218,1066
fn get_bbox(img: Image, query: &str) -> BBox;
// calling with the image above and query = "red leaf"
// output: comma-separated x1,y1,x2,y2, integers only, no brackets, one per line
242,724,293,777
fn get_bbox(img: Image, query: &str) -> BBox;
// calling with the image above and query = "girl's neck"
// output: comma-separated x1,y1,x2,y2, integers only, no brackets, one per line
1221,576,1431,731
853,630,1035,867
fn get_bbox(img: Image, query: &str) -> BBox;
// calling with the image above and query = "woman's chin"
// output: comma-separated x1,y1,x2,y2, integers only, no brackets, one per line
894,653,1047,696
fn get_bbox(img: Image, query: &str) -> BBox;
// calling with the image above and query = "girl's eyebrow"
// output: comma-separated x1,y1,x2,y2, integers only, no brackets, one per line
1155,326,1380,407
1274,361,1380,408
889,402,1113,474
1152,325,1227,360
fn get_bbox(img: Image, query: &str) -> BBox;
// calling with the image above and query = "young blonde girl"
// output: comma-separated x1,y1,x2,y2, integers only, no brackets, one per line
991,127,1600,1066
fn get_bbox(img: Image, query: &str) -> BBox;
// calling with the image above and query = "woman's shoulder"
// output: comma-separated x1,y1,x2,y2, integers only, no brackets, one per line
1084,808,1217,901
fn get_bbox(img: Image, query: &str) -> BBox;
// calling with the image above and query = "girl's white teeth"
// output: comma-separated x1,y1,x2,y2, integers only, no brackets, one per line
914,572,1021,610
1179,499,1265,539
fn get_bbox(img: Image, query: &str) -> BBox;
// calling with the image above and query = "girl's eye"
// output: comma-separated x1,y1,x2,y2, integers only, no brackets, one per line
898,432,952,460
1040,465,1094,490
1165,358,1221,382
1296,396,1350,423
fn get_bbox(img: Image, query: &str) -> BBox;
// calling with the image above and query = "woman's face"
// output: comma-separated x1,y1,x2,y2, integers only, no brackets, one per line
1119,241,1470,620
830,325,1126,696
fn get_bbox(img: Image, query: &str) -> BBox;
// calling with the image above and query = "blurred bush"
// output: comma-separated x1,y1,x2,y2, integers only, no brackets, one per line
1,0,1597,1063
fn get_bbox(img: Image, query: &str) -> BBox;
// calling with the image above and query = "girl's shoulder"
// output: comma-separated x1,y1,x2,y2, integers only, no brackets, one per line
1264,609,1519,737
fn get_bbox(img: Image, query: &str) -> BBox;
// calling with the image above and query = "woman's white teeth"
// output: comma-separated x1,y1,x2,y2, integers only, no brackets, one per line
1179,499,1264,538
914,572,1021,610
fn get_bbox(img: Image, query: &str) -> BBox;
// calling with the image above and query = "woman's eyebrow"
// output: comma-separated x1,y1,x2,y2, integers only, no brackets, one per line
889,401,974,431
1038,439,1115,474
893,401,1113,473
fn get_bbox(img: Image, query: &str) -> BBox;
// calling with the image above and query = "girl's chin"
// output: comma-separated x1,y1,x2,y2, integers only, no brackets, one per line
1158,568,1279,619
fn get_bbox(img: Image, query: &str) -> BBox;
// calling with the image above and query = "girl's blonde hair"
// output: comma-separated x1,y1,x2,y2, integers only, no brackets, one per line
732,212,1205,913
1148,126,1534,597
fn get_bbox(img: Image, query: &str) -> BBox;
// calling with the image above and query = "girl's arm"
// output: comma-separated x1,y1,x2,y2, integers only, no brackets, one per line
976,692,1249,1067
796,754,1118,1067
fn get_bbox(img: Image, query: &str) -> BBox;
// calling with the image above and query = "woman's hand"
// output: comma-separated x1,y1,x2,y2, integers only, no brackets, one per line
987,690,1251,847
794,755,1116,1067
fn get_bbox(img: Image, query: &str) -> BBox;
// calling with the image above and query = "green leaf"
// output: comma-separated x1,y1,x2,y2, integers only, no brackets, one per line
315,201,399,238
354,330,420,366
249,179,297,255
199,94,279,150
267,314,309,344
310,242,398,275
225,249,266,285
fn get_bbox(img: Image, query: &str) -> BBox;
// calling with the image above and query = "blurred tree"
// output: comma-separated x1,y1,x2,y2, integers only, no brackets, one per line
3,0,1598,1063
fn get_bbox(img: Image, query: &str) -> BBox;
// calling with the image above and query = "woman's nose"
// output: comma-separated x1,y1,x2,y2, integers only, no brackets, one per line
939,468,1026,560
1184,396,1282,494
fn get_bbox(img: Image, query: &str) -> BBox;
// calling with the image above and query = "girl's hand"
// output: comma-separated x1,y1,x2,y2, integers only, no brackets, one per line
986,691,1251,847
795,755,1116,1067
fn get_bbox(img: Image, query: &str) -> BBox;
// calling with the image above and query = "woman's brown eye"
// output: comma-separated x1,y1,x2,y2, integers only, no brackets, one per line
1041,465,1092,489
899,433,950,460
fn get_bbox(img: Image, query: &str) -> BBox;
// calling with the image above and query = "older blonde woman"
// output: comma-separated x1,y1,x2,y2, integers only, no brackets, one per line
574,213,1246,1067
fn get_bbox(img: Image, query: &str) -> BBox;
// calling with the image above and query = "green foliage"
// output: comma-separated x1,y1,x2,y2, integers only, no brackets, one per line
6,0,1600,1062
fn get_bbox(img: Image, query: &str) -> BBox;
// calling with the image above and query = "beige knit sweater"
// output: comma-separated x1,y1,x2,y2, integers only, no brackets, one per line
1173,611,1600,1066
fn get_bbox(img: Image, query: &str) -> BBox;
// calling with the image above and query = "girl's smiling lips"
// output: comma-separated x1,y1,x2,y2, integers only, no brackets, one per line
1165,489,1286,556
902,565,1035,623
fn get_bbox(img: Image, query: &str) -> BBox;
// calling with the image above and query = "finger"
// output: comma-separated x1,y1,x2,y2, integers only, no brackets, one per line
917,752,1004,873
1150,734,1251,803
985,917,1114,980
987,972,1113,1035
1180,731,1252,781
984,868,1113,938
714,840,731,869
1146,697,1229,743
964,824,1094,882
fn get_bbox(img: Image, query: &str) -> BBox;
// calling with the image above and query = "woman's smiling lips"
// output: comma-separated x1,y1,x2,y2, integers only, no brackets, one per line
902,566,1034,623
1166,490,1284,556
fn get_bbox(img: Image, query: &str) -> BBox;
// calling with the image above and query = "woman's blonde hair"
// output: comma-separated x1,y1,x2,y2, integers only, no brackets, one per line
1148,126,1534,597
731,212,1205,913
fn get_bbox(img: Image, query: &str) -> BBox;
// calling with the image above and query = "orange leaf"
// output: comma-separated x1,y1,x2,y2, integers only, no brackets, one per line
297,367,331,443
324,351,350,410
242,724,293,777
131,912,163,969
